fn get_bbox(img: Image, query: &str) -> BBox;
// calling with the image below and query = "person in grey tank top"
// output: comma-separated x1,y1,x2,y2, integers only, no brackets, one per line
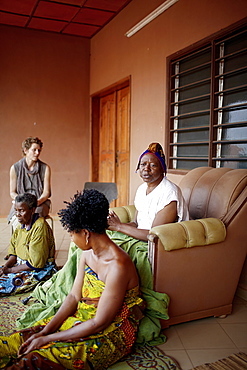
8,137,51,226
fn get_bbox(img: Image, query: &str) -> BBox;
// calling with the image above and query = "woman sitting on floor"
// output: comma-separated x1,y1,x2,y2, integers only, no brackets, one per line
0,193,56,296
0,189,144,370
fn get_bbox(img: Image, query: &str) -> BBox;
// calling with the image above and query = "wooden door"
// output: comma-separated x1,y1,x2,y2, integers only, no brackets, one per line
92,81,130,207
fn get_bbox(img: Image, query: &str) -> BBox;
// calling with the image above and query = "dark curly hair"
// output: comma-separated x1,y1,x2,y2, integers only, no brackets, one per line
58,189,109,234
15,193,37,209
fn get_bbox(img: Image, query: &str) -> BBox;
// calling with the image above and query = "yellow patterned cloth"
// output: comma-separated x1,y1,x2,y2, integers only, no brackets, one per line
0,266,144,370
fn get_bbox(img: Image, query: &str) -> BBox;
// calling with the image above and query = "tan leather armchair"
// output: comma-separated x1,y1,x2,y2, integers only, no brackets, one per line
111,167,247,328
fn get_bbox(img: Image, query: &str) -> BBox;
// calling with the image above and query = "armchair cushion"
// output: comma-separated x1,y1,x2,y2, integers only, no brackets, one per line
110,205,136,223
149,218,226,251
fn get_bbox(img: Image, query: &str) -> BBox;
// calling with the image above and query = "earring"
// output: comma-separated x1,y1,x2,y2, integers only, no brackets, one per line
86,234,89,245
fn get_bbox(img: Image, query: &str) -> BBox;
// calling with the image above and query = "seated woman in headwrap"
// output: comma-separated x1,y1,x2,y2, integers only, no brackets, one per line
0,193,56,296
0,189,144,370
107,142,189,241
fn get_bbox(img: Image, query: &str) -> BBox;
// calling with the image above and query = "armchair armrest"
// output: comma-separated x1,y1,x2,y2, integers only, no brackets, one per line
149,218,226,251
110,205,136,223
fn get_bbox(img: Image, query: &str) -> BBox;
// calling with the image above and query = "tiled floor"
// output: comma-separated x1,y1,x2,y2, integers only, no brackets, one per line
1,217,247,369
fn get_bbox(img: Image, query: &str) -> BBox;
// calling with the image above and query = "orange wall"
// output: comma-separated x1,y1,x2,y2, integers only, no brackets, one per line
90,0,247,203
0,26,90,217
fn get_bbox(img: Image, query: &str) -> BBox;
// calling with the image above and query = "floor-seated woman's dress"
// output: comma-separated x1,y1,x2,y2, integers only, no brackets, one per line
0,266,144,370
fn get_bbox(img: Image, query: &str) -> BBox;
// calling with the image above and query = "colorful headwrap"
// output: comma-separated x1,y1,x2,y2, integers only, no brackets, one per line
136,142,167,173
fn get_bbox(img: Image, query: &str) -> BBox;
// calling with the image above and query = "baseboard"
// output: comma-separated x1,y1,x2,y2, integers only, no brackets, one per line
236,287,247,301
160,304,232,328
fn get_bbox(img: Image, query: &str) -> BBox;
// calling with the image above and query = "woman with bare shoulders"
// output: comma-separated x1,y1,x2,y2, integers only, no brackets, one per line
0,189,143,370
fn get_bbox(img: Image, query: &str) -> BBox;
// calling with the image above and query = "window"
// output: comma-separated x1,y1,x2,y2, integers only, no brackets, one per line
168,23,247,170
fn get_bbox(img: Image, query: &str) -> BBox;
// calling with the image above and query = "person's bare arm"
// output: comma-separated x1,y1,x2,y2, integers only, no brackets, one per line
0,255,33,276
37,165,51,206
108,211,148,241
108,201,178,241
10,165,18,200
151,201,177,227
0,255,16,276
108,210,148,240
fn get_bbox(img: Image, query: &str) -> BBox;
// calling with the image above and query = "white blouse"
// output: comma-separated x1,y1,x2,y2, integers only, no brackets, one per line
134,177,189,229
